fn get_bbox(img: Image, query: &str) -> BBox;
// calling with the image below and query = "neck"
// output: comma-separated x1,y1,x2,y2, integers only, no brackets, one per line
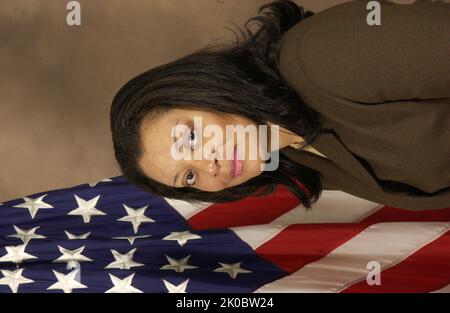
267,122,305,152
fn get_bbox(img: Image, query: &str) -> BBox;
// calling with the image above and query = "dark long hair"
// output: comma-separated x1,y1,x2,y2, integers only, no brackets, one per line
110,0,330,208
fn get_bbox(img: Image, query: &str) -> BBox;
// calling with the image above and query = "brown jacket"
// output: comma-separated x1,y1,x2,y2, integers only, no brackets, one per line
278,0,450,210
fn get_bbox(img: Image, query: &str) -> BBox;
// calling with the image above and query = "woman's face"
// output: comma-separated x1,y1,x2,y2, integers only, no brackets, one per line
138,107,269,192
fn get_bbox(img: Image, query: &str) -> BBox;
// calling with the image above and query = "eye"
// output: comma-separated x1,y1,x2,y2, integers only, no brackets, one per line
185,170,197,186
184,127,200,150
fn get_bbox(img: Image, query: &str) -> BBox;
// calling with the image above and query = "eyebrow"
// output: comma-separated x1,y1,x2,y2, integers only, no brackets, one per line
173,173,179,187
172,119,179,187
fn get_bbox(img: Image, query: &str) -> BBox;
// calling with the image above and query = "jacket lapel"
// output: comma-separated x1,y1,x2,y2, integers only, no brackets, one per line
285,129,383,190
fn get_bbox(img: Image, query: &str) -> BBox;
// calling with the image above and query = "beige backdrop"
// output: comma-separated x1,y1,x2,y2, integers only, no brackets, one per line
0,0,416,202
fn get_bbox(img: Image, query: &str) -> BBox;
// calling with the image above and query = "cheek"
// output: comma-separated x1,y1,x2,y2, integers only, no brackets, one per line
199,176,228,192
243,157,264,179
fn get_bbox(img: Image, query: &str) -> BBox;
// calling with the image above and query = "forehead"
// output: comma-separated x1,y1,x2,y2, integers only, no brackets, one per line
138,110,179,185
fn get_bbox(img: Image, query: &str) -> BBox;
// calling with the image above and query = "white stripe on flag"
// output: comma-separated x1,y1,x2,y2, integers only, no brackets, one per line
431,284,450,293
164,198,212,219
254,221,450,293
231,224,287,250
270,190,382,225
232,191,383,249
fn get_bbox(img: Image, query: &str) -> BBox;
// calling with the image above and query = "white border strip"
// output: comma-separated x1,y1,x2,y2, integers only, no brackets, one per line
231,224,288,250
164,198,212,219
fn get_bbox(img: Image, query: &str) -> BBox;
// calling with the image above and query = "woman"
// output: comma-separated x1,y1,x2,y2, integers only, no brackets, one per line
110,0,450,210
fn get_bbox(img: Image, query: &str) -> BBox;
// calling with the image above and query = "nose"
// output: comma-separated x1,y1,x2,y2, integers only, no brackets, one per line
206,149,220,178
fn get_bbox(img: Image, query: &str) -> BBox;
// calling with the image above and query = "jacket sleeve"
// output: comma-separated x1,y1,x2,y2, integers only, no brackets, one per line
292,0,450,104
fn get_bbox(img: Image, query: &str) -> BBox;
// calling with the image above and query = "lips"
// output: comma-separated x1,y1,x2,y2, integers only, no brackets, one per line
229,145,243,178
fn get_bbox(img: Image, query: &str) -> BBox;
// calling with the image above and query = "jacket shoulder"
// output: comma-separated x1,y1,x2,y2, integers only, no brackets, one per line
279,0,450,103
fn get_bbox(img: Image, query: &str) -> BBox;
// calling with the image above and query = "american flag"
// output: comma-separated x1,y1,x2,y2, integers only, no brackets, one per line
0,175,449,293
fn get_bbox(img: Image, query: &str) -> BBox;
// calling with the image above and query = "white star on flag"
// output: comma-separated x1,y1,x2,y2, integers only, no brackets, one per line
47,269,87,293
160,254,198,273
7,225,46,244
112,235,151,245
162,231,202,247
0,268,34,293
53,246,93,268
117,204,155,234
88,178,113,187
0,244,37,265
64,230,91,240
163,279,190,293
105,248,144,270
67,194,106,223
105,273,143,293
213,262,252,279
12,195,53,219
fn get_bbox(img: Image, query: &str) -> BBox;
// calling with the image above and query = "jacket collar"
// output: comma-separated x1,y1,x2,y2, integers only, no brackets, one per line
282,127,382,191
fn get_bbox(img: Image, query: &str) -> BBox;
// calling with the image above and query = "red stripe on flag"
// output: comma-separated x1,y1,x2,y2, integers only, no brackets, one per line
360,206,450,223
255,223,369,273
187,185,300,230
342,229,450,293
